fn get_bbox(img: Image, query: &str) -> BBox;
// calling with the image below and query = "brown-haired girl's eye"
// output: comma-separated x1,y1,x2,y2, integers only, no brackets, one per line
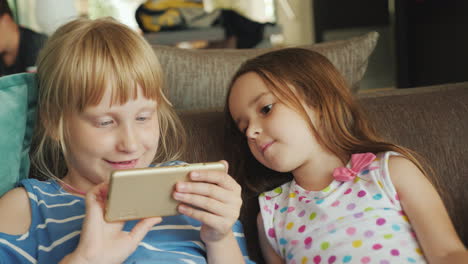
260,104,273,114
238,126,246,135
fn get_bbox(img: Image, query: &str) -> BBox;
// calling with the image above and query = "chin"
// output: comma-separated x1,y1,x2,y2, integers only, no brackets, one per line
268,158,304,173
272,166,294,173
263,161,293,173
138,159,154,169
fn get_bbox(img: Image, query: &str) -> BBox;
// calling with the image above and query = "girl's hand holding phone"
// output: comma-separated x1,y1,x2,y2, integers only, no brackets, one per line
62,183,162,264
173,160,242,244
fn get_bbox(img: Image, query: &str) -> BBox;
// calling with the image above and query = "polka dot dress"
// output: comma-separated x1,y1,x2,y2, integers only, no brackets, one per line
259,152,426,264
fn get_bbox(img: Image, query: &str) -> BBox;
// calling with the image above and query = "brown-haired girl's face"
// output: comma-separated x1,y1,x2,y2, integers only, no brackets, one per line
228,72,323,173
62,85,160,189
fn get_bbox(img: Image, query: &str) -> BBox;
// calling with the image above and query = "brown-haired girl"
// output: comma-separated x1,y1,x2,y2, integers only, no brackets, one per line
226,48,467,264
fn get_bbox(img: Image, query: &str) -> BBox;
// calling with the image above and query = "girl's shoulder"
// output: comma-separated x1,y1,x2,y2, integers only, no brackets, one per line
367,151,403,178
0,187,31,235
19,178,71,198
373,151,401,165
0,178,60,227
366,151,409,205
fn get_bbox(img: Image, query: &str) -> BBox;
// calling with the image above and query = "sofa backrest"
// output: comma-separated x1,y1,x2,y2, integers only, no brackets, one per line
178,83,468,260
154,32,378,110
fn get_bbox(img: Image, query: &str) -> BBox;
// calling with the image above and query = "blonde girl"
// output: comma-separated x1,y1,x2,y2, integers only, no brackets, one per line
225,48,467,264
0,18,252,264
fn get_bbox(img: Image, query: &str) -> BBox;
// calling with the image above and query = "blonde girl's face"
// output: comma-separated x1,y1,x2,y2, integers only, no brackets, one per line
63,85,160,189
228,72,321,173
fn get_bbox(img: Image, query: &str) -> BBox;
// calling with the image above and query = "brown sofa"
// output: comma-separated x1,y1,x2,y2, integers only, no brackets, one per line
152,33,468,262
177,83,468,263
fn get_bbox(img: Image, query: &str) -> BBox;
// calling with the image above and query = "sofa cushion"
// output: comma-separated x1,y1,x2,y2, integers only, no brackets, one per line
0,73,37,196
154,32,378,110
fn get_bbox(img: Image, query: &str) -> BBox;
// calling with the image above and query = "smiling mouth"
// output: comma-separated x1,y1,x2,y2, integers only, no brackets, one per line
261,142,274,154
105,159,138,169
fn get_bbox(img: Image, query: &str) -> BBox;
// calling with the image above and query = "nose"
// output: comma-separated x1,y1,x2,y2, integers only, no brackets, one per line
245,122,262,140
117,124,138,153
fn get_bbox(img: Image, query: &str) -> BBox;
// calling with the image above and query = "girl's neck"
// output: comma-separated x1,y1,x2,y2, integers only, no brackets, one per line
292,152,345,191
59,174,91,196
59,179,87,196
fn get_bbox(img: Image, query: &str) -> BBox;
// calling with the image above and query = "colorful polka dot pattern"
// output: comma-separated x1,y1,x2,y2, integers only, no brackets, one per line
259,152,426,263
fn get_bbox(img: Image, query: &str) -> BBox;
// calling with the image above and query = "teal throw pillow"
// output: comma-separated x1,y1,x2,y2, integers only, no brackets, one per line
0,73,37,196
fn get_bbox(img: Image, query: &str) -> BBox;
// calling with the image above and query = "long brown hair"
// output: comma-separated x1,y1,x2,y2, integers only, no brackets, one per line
224,48,429,196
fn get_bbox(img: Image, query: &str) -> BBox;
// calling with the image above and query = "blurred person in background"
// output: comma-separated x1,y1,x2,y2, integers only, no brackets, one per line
0,0,47,76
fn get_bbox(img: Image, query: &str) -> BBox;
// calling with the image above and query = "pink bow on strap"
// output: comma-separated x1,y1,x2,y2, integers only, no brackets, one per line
333,153,376,182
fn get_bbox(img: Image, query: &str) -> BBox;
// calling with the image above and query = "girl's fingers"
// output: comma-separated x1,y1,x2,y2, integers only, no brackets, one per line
86,182,108,207
174,192,239,219
84,182,109,223
191,160,237,191
186,170,241,194
178,204,233,234
175,181,241,205
129,217,162,242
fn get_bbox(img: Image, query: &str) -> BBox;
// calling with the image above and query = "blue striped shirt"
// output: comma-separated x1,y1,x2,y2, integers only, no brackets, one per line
0,162,254,263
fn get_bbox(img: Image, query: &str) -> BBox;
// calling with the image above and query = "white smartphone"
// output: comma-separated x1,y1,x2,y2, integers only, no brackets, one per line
105,162,226,222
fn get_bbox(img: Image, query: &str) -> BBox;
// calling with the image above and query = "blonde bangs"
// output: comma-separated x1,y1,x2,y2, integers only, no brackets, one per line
38,18,163,117
71,20,163,111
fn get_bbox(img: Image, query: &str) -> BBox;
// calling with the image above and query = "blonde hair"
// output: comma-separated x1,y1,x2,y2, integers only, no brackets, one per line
31,17,186,180
225,48,430,194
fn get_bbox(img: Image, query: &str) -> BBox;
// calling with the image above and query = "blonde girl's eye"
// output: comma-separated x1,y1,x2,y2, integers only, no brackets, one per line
260,104,273,114
98,120,114,127
136,113,152,122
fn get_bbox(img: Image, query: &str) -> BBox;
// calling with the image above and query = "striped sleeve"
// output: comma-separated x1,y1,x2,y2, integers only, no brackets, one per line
232,220,256,263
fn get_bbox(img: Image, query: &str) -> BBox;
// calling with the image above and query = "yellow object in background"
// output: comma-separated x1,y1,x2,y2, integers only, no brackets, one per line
202,0,276,23
136,0,219,33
